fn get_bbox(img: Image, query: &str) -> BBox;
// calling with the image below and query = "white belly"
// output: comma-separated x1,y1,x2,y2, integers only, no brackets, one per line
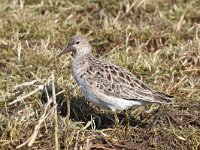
80,83,143,112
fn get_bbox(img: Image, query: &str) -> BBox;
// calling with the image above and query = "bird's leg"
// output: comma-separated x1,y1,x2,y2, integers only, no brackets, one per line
125,111,130,139
114,112,122,139
114,112,119,127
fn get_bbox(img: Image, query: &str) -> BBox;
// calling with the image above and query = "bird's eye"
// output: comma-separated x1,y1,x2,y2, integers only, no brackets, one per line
75,41,80,44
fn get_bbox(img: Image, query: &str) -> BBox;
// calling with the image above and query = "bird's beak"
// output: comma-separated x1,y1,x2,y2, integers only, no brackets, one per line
56,45,71,58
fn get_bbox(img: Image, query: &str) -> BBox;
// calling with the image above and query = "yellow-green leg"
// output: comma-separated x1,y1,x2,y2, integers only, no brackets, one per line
125,111,130,139
114,112,122,140
114,112,119,126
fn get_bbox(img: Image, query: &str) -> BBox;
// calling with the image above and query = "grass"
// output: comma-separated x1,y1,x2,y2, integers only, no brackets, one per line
0,0,200,149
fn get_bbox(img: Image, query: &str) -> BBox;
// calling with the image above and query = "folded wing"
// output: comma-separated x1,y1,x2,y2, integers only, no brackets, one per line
85,57,173,104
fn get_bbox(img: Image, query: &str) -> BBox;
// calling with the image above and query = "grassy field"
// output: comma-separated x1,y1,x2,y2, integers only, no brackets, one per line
0,0,200,149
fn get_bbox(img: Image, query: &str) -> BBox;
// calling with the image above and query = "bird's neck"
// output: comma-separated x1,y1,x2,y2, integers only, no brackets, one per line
72,51,92,60
71,53,93,78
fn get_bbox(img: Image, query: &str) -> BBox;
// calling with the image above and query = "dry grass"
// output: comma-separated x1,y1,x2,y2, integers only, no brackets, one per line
0,0,200,149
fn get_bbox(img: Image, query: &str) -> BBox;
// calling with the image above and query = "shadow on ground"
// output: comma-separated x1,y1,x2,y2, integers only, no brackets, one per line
40,82,148,129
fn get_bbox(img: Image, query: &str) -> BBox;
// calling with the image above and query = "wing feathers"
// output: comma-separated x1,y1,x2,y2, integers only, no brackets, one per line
85,55,174,104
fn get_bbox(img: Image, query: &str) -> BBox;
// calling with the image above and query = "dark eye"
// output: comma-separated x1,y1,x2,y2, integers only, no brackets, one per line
75,41,80,44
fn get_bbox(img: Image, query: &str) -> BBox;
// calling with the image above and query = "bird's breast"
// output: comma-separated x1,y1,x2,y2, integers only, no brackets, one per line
71,57,89,85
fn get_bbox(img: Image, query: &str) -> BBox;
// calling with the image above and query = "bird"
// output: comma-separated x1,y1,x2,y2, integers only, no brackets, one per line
56,35,174,128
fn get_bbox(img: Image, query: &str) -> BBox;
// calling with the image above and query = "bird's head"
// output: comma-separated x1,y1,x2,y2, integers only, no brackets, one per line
56,35,92,58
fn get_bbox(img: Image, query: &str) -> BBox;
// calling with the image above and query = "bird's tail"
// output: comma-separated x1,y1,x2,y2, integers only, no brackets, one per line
153,92,174,104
